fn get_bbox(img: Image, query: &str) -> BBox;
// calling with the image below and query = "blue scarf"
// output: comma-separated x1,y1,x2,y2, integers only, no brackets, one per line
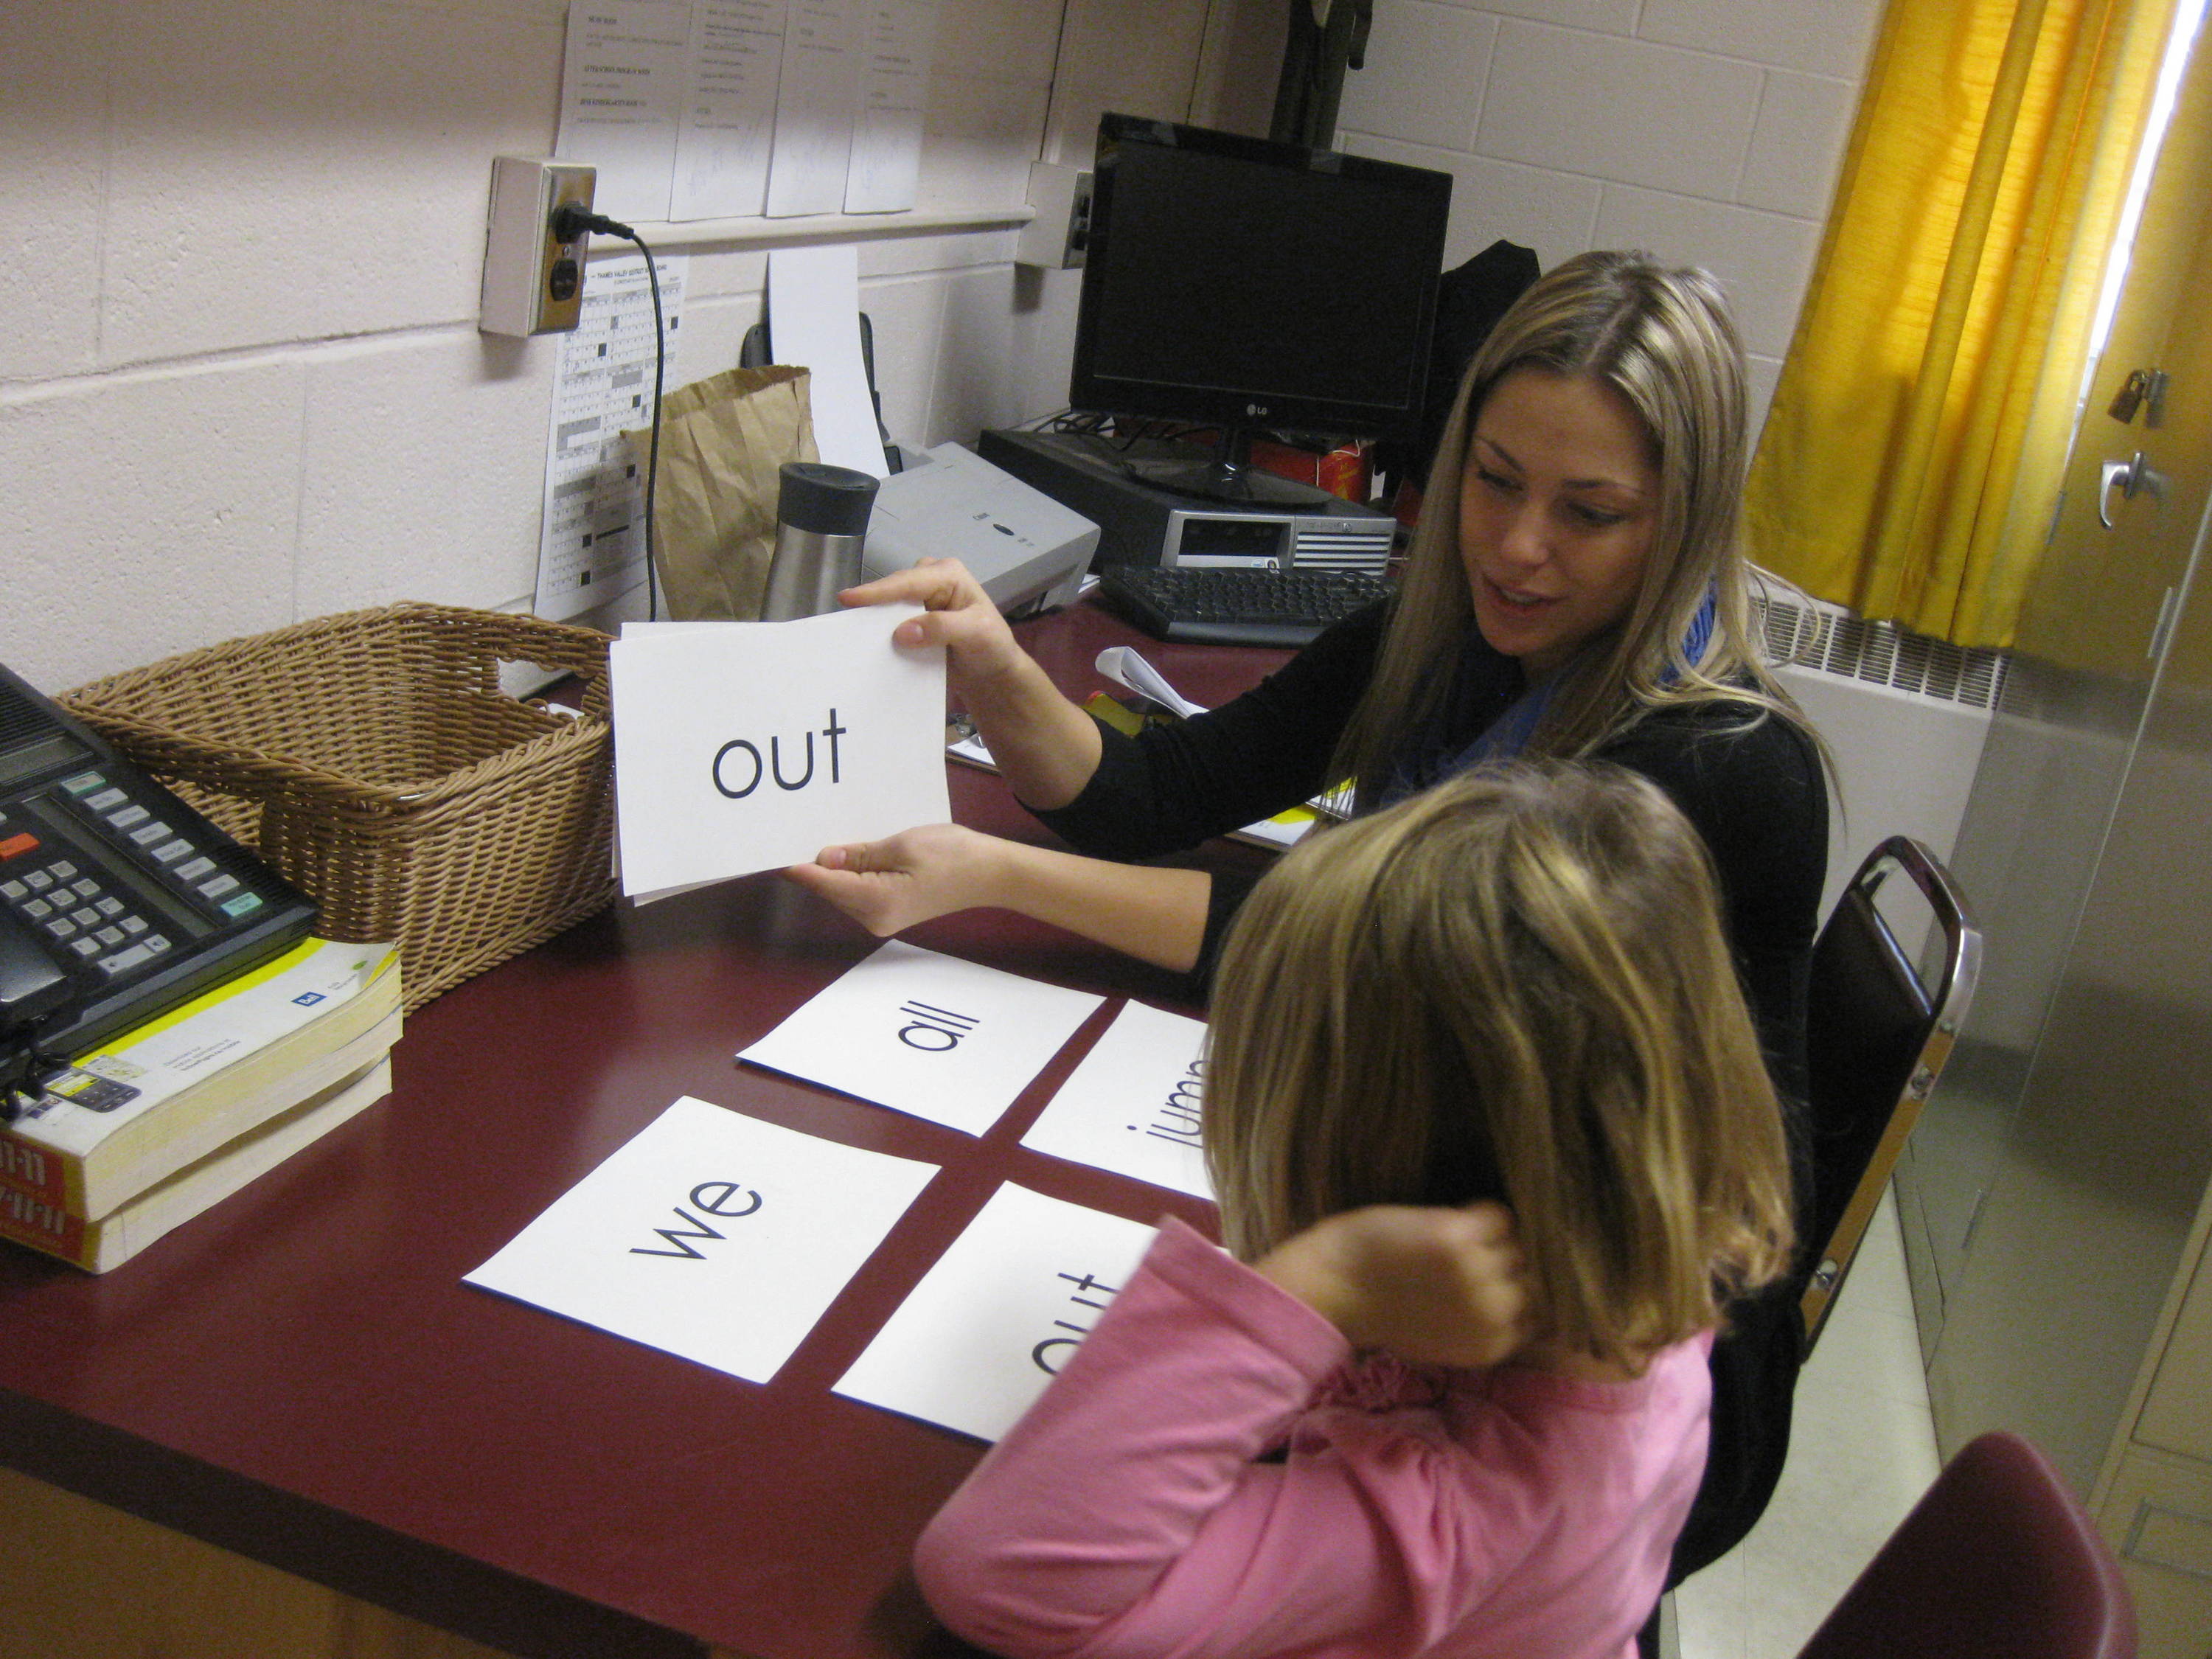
1377,586,1717,808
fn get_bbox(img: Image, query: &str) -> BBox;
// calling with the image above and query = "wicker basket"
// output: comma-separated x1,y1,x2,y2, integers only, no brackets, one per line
60,603,617,1013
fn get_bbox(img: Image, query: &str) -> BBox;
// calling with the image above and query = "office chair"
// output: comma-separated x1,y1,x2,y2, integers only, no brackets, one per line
1643,838,1983,1655
1798,835,1981,1357
1795,1430,2136,1658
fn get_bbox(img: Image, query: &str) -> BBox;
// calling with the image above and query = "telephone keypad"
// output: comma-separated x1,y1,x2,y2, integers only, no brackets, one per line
2,766,282,988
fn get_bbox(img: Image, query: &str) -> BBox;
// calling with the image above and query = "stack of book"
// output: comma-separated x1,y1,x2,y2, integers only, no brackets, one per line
0,939,400,1272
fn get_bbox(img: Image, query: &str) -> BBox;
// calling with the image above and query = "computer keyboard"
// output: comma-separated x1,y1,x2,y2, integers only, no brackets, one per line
1096,564,1393,648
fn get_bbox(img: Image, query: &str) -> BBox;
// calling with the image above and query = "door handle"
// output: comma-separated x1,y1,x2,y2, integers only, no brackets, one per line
2100,452,2167,528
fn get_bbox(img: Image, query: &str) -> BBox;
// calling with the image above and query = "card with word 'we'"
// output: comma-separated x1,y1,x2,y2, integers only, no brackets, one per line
465,1097,936,1385
739,940,1105,1135
835,1183,1159,1442
1020,1001,1214,1200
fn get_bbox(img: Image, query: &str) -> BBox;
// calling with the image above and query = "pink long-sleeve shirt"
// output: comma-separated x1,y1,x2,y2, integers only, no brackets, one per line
914,1217,1713,1659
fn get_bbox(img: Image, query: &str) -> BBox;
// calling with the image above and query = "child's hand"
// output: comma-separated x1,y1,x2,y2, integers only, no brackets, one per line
1255,1203,1531,1368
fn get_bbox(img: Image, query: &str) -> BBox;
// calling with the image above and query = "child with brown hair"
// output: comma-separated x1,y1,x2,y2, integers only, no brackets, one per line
914,761,1795,1659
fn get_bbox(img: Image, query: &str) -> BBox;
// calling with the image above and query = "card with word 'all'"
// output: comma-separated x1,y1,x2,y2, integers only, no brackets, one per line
738,939,1105,1135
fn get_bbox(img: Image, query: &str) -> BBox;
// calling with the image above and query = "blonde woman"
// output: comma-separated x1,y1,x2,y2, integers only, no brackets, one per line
915,765,1797,1659
793,250,1824,1101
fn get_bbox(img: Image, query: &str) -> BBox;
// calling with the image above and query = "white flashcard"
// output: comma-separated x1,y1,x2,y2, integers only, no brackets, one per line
835,1183,1158,1441
610,604,947,900
1021,1001,1214,1200
465,1096,937,1384
739,940,1105,1135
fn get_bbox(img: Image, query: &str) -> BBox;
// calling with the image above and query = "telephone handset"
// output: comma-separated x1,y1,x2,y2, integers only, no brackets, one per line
0,660,317,1107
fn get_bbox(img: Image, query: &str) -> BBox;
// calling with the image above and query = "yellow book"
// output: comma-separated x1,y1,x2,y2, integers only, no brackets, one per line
0,939,398,1219
0,1054,394,1273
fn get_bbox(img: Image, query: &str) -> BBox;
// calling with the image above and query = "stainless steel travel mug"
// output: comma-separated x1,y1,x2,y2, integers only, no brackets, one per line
759,462,879,621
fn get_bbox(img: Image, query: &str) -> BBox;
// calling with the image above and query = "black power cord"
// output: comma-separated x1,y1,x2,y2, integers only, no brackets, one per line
552,204,668,622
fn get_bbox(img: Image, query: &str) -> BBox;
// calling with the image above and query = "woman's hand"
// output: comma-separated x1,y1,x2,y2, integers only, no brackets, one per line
838,557,1103,810
787,831,1211,973
1255,1203,1531,1368
838,559,1027,702
785,824,1008,937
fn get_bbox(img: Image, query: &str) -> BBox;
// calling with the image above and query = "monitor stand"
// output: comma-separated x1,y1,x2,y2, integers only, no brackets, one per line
1121,422,1342,510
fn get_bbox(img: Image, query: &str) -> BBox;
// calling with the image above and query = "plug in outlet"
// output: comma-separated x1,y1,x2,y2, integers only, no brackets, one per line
479,156,598,337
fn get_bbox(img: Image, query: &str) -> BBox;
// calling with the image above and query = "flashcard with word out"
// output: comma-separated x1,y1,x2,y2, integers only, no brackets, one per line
834,1183,1158,1441
464,1096,936,1384
610,603,947,902
738,939,1105,1135
1020,1001,1213,1200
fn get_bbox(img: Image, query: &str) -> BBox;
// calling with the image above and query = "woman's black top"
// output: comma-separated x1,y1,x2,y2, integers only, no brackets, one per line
1035,602,1829,1113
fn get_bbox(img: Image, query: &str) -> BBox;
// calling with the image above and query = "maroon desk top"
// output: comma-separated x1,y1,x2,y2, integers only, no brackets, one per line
0,605,1286,1659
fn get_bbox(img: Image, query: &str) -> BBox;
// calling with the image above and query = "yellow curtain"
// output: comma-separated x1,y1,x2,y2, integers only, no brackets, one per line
1743,0,2176,648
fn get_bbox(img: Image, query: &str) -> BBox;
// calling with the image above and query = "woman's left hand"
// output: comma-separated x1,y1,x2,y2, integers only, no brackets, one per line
784,824,1009,937
1255,1202,1531,1367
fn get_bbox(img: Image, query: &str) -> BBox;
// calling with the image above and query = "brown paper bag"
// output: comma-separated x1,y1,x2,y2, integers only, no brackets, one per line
626,364,818,619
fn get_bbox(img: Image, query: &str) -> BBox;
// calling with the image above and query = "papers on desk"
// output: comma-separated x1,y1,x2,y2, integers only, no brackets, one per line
738,940,1104,1135
609,605,949,901
834,1183,1157,1442
463,1097,936,1384
471,945,1218,1436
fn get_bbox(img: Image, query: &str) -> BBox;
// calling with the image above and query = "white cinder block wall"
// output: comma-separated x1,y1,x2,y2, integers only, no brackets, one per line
1338,0,1885,440
2,0,1879,699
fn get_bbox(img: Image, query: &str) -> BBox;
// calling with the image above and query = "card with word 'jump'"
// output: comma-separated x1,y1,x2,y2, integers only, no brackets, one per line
835,1183,1159,1442
609,602,948,902
464,1096,937,1385
1020,1001,1214,1200
739,940,1105,1135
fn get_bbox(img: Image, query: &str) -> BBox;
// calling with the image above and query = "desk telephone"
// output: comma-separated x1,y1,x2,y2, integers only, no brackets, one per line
0,661,316,1107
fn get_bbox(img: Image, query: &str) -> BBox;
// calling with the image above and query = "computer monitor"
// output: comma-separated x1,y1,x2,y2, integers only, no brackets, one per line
1068,114,1453,507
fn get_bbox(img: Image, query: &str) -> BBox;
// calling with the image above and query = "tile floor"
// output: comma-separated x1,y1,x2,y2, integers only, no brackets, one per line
1670,1186,1943,1658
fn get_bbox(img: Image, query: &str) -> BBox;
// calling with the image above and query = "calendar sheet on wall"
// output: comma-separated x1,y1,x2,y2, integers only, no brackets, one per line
532,251,689,623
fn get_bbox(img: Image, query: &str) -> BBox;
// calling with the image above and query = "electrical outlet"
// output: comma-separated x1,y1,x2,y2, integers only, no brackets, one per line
1015,162,1092,270
479,156,598,337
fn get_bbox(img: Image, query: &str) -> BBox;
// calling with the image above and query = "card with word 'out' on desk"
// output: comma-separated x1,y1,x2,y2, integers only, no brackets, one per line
609,603,949,902
835,1183,1160,1442
738,939,1106,1135
464,1096,937,1385
1020,1001,1215,1200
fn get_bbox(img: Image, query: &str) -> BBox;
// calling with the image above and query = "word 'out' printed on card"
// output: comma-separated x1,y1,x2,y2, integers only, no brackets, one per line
610,605,948,901
1020,1001,1214,1200
738,940,1105,1136
464,1097,937,1385
834,1183,1159,1442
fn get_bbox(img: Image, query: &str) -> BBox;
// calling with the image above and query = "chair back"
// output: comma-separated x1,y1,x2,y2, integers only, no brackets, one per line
1799,836,1980,1355
1796,1431,2135,1658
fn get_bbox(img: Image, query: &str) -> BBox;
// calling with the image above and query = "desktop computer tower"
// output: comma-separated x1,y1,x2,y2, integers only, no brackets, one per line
977,428,1397,575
